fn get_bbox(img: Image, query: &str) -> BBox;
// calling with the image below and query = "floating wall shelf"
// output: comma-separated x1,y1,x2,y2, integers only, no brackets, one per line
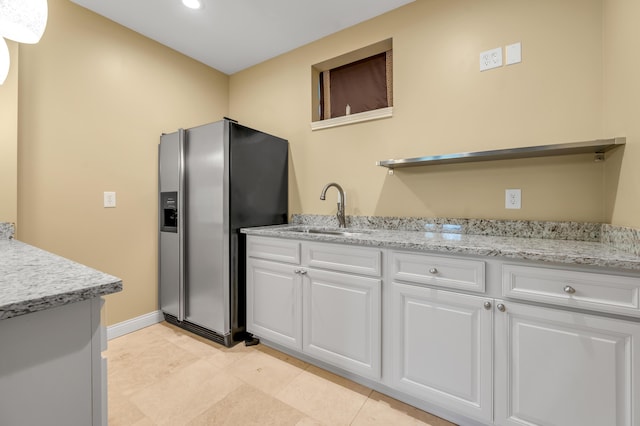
376,137,626,170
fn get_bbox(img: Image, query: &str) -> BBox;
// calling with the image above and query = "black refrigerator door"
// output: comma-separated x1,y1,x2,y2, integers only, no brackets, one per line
228,123,288,231
228,122,288,340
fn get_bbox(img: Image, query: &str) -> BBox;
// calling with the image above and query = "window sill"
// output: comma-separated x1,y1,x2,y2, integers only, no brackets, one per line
310,107,393,131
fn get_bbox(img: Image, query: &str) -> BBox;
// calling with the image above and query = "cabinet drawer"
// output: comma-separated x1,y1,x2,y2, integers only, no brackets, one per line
303,242,382,277
247,236,300,264
502,264,640,317
391,251,485,293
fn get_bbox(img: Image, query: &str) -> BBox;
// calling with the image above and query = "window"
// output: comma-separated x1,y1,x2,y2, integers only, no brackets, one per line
312,39,393,130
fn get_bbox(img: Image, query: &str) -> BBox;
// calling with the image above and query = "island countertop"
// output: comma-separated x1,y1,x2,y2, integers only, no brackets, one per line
242,224,640,272
0,239,123,320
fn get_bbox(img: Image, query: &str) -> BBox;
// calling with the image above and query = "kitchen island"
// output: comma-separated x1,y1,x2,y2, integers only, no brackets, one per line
0,229,122,426
242,216,640,426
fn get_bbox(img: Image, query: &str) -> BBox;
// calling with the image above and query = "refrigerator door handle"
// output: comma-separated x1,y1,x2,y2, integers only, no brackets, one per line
178,128,186,322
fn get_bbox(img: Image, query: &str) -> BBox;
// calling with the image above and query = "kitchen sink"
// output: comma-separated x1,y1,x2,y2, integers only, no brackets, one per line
288,228,372,237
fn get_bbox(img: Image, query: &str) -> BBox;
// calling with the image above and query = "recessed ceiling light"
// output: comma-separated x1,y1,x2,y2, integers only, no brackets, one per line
181,0,202,10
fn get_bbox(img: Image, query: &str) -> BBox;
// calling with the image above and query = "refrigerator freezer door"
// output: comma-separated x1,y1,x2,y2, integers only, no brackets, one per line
183,121,229,334
159,131,181,319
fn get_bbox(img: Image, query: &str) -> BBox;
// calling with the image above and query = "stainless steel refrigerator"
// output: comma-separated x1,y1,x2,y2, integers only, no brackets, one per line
158,118,288,347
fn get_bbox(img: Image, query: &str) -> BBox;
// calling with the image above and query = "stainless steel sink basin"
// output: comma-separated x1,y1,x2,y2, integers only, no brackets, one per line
289,228,372,237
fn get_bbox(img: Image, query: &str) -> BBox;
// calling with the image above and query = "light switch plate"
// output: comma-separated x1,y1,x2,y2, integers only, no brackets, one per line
506,42,522,65
104,191,116,208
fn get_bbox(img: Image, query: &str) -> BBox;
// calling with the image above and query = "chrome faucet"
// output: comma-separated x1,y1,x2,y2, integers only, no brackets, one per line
320,182,346,228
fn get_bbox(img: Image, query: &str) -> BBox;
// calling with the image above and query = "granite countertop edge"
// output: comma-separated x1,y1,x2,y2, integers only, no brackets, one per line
241,224,640,272
0,240,123,321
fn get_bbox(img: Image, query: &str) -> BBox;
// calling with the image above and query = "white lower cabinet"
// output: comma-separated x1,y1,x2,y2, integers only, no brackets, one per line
246,258,302,350
494,300,640,426
391,282,494,423
0,298,106,426
247,236,640,426
304,268,381,379
246,236,382,379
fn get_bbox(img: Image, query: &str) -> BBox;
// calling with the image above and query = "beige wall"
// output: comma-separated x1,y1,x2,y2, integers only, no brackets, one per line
4,0,638,327
0,41,18,225
230,0,612,222
17,1,229,325
603,0,640,228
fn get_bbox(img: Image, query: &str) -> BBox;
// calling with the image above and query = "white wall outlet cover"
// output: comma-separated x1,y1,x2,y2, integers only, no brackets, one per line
480,47,502,71
505,189,521,209
506,42,522,65
104,191,116,208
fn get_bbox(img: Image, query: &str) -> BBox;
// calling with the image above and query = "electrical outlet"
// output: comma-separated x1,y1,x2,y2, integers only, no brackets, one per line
480,47,502,71
104,191,116,208
505,189,521,209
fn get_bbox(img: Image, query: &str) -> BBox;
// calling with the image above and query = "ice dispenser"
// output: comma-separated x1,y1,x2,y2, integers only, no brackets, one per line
160,192,178,232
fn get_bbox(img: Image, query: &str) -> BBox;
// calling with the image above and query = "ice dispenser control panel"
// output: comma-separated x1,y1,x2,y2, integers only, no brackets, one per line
160,192,178,233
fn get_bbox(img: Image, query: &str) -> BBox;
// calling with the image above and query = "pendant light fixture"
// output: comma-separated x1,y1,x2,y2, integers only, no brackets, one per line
0,0,48,44
0,0,48,85
0,37,9,84
182,0,202,10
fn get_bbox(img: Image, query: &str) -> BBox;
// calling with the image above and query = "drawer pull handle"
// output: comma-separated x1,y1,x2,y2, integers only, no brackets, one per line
497,303,506,312
429,268,438,274
483,301,492,310
298,270,307,275
563,285,576,294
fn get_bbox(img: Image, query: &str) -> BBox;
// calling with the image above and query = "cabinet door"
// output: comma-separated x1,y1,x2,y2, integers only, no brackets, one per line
303,268,381,379
495,300,640,426
246,258,302,350
390,283,493,423
0,300,96,426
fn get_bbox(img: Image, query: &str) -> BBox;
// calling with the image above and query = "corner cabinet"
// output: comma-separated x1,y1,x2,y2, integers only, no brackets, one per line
494,300,640,426
246,236,382,380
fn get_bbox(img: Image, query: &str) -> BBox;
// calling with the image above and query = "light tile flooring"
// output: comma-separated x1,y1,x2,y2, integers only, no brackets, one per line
107,322,457,426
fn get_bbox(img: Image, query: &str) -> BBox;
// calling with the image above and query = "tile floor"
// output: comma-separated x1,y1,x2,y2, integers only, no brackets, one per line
107,322,457,425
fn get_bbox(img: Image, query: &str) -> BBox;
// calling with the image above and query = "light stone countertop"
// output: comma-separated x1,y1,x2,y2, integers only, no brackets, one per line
0,222,14,240
0,240,123,320
242,224,640,272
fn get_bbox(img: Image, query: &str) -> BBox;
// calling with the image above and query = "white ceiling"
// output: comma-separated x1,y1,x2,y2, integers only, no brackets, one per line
69,0,414,75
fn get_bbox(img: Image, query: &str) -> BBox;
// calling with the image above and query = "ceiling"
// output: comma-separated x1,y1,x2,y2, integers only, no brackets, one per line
69,0,414,75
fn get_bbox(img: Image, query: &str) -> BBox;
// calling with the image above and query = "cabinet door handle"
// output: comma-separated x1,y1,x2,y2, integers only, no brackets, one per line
483,301,492,310
497,303,506,312
429,268,438,274
298,270,307,275
563,285,576,294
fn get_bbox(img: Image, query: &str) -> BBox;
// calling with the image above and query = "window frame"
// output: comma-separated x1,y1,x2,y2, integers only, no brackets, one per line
311,39,393,131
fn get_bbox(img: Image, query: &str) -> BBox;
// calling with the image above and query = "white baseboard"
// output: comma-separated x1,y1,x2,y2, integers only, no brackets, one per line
107,310,164,340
